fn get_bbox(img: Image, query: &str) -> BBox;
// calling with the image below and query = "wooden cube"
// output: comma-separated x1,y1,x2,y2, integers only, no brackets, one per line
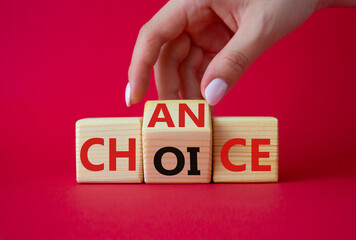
142,100,212,183
76,118,143,183
213,117,278,182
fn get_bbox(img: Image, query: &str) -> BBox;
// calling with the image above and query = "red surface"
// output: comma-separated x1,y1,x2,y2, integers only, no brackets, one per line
1,1,356,239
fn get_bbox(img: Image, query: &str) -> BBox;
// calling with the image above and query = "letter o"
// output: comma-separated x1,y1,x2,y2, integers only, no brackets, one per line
154,147,185,176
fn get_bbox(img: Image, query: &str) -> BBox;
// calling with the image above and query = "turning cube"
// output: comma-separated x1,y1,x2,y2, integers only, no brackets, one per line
142,100,212,183
76,118,143,183
213,117,278,182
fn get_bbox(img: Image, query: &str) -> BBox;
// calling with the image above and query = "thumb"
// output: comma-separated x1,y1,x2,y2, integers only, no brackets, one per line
201,25,267,106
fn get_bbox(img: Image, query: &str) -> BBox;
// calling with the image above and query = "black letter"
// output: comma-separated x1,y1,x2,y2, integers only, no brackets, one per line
187,147,200,175
154,147,185,176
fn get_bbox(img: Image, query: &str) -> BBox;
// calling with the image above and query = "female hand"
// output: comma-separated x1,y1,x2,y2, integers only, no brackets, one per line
126,0,354,106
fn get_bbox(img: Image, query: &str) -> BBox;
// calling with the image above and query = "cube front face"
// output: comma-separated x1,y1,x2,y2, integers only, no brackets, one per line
142,100,212,183
76,118,143,183
213,117,278,182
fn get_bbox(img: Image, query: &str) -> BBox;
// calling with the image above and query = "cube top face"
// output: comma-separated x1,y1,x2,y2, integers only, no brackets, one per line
142,100,211,132
76,117,143,183
213,117,278,123
213,117,278,183
142,100,212,183
76,117,141,127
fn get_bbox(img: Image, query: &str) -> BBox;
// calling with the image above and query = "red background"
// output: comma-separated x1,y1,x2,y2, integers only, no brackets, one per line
1,0,356,239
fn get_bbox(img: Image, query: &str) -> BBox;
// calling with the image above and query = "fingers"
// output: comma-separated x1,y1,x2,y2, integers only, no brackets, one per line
178,45,204,99
127,1,188,106
154,33,191,100
201,23,268,106
198,52,215,84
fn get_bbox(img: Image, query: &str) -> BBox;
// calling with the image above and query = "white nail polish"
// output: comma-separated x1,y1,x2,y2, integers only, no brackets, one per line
125,82,131,107
205,78,228,106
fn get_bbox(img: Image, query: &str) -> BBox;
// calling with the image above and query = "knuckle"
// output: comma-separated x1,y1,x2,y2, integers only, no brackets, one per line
138,24,148,37
139,23,161,43
222,50,249,74
139,23,151,35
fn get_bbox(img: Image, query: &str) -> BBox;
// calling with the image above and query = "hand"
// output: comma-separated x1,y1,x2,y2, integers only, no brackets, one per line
126,0,353,106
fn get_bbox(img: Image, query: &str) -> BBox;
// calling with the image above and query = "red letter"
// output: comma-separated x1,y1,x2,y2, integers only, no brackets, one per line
251,139,271,171
80,138,104,171
148,103,175,127
220,138,246,172
179,103,205,127
109,138,136,171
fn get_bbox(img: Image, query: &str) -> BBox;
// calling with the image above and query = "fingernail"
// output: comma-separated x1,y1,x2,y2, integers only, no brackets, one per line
125,82,131,107
205,78,228,106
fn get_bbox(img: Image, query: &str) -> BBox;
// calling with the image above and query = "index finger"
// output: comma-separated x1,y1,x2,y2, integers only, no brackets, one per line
127,1,188,105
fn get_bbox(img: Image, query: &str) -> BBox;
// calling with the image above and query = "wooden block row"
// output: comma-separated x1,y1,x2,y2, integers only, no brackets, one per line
76,100,278,183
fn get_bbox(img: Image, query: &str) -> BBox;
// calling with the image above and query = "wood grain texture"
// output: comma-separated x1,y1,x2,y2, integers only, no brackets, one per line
213,117,278,183
142,100,212,183
76,118,143,183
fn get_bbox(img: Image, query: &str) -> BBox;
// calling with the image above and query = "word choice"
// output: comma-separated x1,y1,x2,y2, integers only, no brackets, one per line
76,100,278,183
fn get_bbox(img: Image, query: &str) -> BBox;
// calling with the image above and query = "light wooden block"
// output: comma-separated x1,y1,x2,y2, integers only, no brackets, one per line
142,100,212,183
76,118,143,183
213,117,278,182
